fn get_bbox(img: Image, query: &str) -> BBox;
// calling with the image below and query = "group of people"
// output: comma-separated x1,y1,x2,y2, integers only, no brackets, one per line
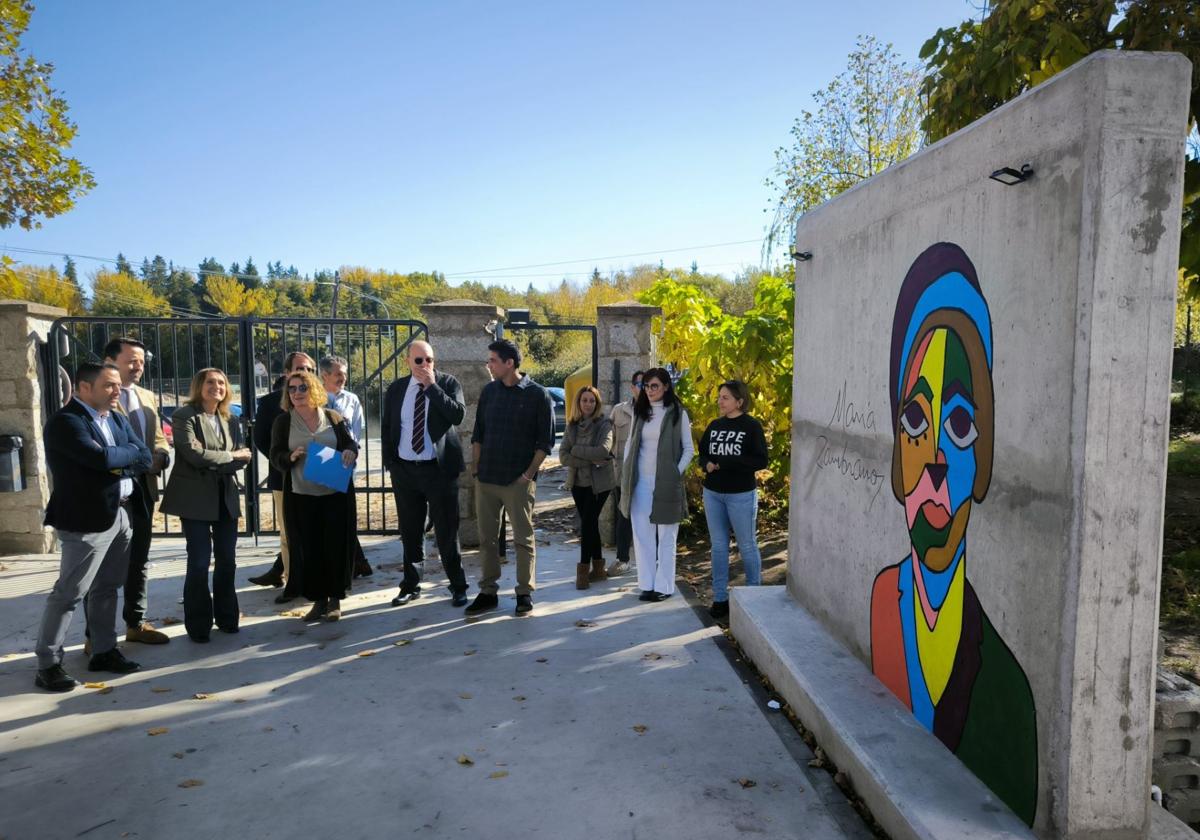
31,335,769,693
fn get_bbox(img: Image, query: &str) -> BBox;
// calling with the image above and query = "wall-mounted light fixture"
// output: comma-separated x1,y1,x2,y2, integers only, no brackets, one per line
989,164,1034,185
791,249,813,262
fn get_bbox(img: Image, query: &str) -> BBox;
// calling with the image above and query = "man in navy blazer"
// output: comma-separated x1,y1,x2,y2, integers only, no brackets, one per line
35,362,153,691
381,339,469,606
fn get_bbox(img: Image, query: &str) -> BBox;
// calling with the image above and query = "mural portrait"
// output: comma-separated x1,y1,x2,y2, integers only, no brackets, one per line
869,242,1038,825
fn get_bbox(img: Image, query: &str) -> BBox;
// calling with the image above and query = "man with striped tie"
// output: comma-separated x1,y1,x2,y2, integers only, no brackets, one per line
104,337,171,647
381,340,469,607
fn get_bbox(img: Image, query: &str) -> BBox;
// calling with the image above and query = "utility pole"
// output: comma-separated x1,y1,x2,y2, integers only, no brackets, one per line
331,269,342,318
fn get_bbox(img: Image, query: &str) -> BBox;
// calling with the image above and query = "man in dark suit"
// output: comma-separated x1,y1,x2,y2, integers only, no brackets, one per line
382,339,469,607
35,362,153,692
248,351,315,598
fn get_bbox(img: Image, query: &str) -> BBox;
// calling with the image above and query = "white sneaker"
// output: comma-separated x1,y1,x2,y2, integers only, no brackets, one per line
606,560,630,577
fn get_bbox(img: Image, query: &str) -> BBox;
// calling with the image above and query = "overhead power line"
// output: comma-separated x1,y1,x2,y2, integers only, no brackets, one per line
441,238,764,277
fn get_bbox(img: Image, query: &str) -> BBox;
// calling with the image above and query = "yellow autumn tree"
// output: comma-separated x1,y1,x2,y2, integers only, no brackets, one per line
205,273,275,316
91,269,170,316
0,261,84,312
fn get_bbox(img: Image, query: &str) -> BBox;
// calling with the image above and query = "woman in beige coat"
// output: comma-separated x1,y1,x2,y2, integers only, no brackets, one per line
160,368,251,642
559,385,616,589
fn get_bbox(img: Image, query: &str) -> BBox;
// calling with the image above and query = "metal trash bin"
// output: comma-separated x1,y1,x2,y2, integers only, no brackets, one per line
0,434,25,492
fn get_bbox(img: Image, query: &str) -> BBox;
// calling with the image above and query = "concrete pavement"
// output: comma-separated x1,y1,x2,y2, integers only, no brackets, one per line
0,518,870,839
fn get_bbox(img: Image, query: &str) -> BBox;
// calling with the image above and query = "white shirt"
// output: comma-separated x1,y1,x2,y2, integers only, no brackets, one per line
119,385,146,442
326,389,364,444
397,378,435,461
627,402,694,489
76,398,134,500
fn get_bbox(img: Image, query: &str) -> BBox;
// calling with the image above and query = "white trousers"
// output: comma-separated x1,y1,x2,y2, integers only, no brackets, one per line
630,481,678,595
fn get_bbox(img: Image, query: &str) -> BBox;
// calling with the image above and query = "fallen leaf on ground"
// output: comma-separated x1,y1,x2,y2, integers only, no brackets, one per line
178,779,204,788
513,696,526,702
535,657,548,663
150,686,172,693
574,619,597,628
83,681,106,689
463,649,477,656
642,653,663,661
737,778,757,788
262,726,274,732
357,650,376,658
393,639,411,646
97,686,113,695
489,770,509,779
233,699,246,704
161,617,181,626
147,727,169,736
632,725,648,734
458,692,473,699
456,754,474,766
172,752,184,759
192,692,213,700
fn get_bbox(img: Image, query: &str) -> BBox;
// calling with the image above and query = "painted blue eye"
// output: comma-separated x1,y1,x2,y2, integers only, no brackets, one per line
943,406,978,448
900,402,928,438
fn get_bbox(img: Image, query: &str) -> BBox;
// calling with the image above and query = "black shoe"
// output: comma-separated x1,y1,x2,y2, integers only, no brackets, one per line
249,556,285,587
87,648,141,674
710,600,729,618
515,594,533,615
274,592,296,604
391,589,420,607
638,590,656,602
451,591,469,608
464,593,499,618
217,626,239,634
651,592,673,602
189,634,211,643
35,664,78,692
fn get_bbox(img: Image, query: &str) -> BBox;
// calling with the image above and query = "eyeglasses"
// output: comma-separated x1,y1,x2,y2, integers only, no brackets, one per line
287,384,309,394
644,382,665,392
633,381,643,389
411,357,433,365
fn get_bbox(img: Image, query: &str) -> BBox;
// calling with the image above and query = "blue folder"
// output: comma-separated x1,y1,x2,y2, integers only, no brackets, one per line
302,442,353,492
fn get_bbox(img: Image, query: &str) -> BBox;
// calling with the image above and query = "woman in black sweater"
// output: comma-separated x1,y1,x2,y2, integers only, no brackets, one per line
697,380,769,618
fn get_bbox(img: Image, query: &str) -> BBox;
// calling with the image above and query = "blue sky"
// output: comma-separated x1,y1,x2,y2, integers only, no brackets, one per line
11,1,973,290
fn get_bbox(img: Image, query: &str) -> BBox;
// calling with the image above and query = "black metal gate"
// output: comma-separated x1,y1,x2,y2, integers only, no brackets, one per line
43,315,427,538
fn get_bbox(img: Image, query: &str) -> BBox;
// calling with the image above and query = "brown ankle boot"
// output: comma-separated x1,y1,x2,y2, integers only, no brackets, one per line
575,563,591,590
589,558,608,582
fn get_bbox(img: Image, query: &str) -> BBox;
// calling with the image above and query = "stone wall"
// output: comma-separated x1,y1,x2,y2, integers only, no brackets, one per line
0,300,66,554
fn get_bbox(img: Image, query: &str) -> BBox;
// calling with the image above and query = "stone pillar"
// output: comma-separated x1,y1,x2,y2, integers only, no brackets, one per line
420,299,504,547
0,300,66,555
595,302,661,544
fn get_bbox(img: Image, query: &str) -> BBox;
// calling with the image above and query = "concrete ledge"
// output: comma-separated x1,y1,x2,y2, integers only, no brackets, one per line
1151,805,1200,839
730,587,1033,840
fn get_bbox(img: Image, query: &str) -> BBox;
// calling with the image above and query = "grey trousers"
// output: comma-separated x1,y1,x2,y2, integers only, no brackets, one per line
36,508,132,669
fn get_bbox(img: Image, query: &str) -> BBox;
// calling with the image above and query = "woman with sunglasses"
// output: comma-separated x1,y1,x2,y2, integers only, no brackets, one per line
559,385,616,589
269,370,359,621
160,368,252,642
617,367,694,601
698,380,768,619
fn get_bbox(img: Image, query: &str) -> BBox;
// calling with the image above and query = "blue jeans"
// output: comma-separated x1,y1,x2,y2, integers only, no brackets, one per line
703,487,761,602
181,514,239,639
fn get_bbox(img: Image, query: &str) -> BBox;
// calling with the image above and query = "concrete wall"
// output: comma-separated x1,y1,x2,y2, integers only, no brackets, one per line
785,51,1191,838
0,300,65,554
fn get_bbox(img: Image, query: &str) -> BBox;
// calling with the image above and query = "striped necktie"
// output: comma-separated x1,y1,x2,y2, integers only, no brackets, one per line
412,384,426,454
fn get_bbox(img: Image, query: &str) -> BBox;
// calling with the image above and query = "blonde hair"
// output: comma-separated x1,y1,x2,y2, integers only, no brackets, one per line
187,368,234,418
281,370,328,411
570,385,603,424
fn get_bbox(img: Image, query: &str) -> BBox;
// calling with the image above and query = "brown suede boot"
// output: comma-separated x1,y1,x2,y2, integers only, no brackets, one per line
589,558,608,582
575,563,591,590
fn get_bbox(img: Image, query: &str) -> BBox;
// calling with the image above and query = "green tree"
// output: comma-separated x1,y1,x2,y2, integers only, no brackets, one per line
115,252,134,276
241,256,261,289
0,0,95,229
920,0,1200,286
62,254,77,286
765,35,924,258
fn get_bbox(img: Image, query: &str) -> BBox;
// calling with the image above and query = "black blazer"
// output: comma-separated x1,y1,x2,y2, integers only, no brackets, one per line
253,389,286,491
44,399,153,533
381,372,466,478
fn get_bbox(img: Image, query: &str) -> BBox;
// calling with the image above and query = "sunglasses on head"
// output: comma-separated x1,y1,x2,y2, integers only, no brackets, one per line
412,356,433,365
287,383,309,393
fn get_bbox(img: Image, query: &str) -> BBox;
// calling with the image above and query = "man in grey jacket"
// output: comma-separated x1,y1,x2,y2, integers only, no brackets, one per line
606,370,642,576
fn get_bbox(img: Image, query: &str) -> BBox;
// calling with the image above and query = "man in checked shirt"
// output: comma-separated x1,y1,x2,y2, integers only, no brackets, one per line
464,339,553,617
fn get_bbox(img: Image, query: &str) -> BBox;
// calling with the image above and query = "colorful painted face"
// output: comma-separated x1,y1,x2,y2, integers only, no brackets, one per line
898,327,979,572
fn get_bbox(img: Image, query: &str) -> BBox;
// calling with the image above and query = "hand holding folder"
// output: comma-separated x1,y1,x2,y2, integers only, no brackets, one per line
301,442,353,492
